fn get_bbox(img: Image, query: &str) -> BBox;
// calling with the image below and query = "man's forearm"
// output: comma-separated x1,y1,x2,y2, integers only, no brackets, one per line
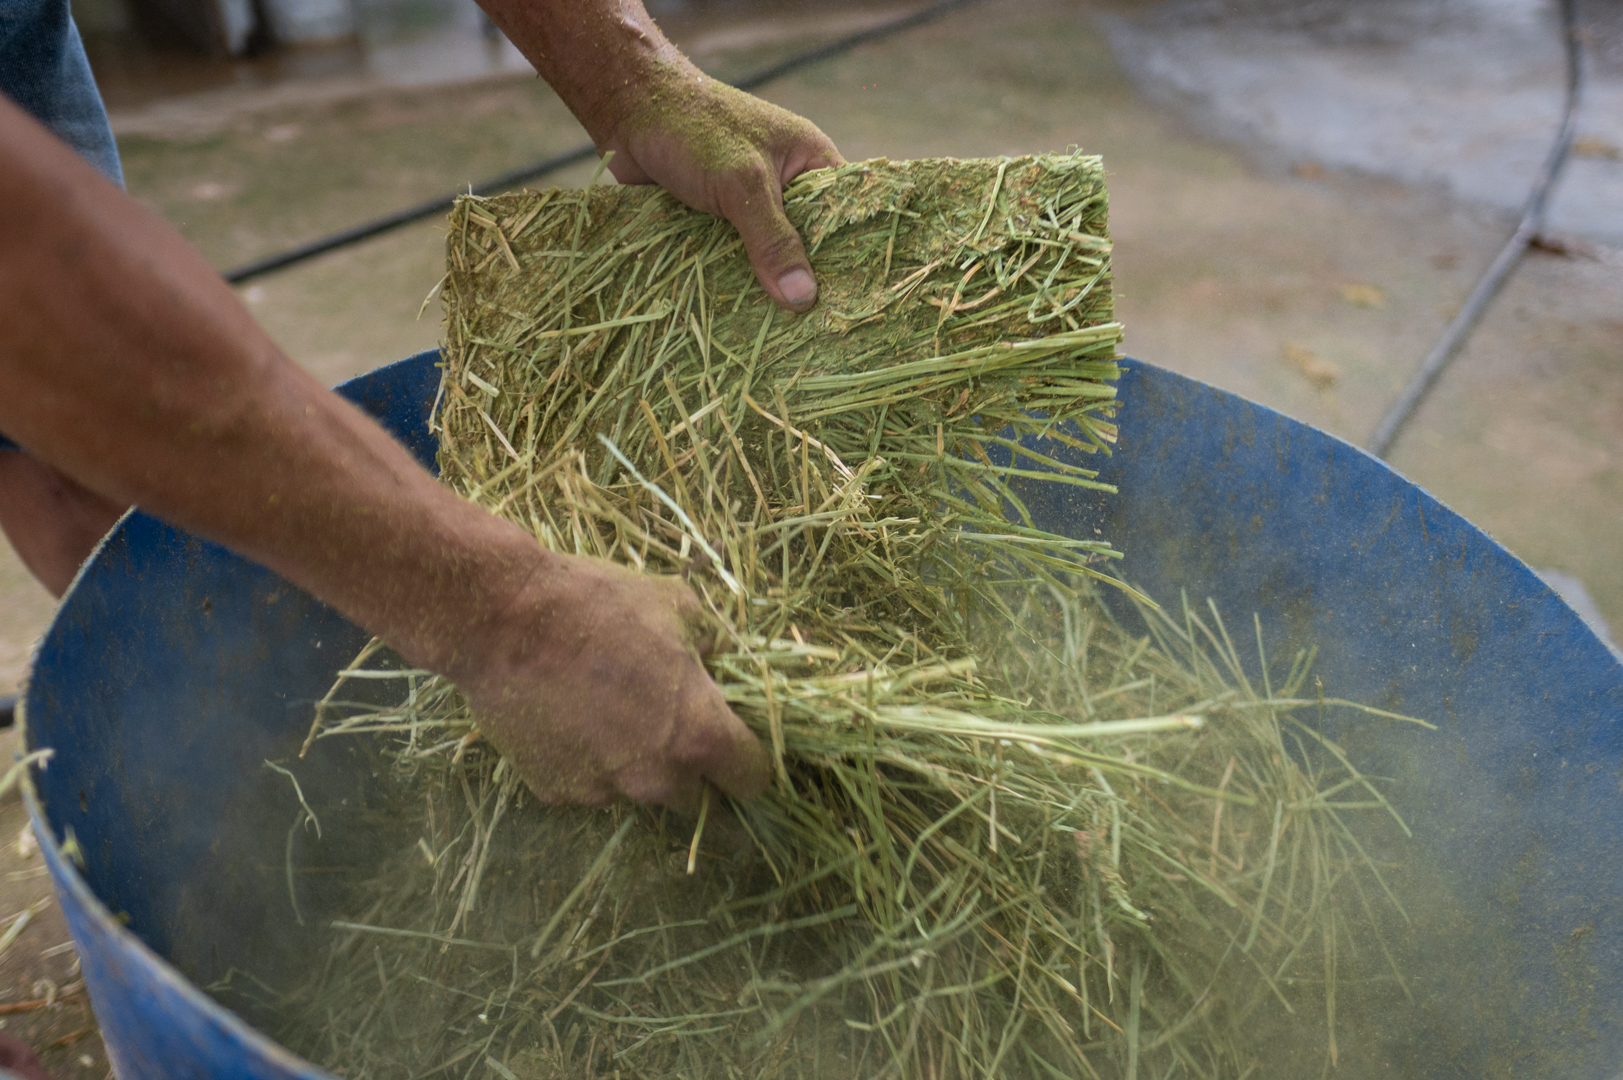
474,0,685,143
0,97,537,675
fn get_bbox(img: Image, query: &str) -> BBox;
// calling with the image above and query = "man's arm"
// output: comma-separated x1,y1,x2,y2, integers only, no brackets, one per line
0,97,769,813
476,0,844,312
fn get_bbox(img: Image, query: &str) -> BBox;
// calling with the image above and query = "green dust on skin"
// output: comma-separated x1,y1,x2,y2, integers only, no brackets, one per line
614,58,825,178
271,155,1428,1079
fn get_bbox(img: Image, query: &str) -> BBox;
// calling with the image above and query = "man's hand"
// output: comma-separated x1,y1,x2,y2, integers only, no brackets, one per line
454,552,768,813
594,70,842,312
475,0,844,312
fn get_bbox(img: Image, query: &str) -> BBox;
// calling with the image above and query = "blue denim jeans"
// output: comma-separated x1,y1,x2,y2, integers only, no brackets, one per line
0,0,122,183
1,0,123,451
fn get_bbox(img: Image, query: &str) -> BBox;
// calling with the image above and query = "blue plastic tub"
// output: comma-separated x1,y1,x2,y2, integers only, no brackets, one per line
22,350,1623,1078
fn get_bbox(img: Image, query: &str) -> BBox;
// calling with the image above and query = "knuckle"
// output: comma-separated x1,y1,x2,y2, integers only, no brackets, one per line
715,169,782,219
755,219,804,257
719,156,775,190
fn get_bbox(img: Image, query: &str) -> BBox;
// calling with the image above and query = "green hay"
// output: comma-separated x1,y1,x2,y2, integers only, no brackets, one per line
275,154,1426,1078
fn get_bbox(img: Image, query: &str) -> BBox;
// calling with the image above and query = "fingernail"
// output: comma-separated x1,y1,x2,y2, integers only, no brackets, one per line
777,268,817,308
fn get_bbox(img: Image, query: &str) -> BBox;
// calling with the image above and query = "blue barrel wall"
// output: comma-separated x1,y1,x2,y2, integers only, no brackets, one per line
22,351,1623,1078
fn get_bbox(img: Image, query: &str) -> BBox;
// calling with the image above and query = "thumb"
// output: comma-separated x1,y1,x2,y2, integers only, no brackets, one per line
719,167,819,313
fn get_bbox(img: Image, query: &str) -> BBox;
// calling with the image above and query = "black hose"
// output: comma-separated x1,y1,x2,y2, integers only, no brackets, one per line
1367,0,1585,459
222,145,597,284
222,0,978,285
0,695,14,729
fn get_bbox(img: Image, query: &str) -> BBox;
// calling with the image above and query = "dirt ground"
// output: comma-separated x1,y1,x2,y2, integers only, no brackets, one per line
0,0,1619,1068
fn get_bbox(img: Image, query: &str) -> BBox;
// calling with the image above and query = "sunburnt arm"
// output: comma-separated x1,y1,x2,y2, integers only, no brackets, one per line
475,0,844,312
0,97,769,813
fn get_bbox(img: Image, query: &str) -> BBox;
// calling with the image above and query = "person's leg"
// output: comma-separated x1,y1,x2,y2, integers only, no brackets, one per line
0,451,126,598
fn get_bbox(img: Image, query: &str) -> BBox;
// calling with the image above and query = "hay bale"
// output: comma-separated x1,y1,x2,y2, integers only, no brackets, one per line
274,154,1419,1079
435,154,1127,640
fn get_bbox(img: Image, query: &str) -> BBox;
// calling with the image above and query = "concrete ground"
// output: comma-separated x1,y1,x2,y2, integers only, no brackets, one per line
1107,0,1623,244
1,0,1619,1068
